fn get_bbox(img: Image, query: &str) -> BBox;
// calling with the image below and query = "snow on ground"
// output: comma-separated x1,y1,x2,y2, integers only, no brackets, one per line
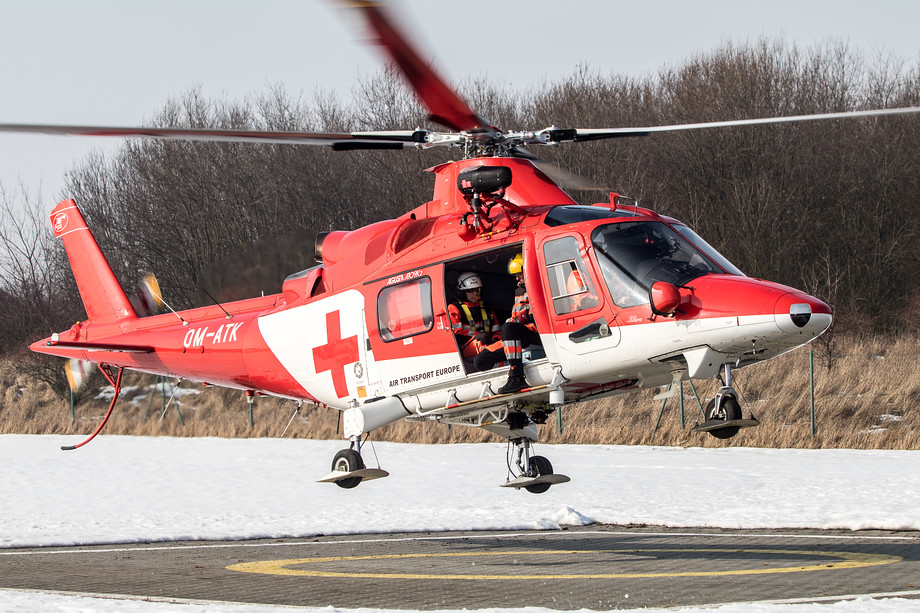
1,590,920,613
2,435,919,612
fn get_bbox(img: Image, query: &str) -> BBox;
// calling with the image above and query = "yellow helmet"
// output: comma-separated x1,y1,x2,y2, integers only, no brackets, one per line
508,253,523,274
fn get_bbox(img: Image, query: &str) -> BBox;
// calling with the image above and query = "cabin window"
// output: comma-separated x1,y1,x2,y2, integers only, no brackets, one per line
377,277,434,341
543,205,628,226
543,236,600,315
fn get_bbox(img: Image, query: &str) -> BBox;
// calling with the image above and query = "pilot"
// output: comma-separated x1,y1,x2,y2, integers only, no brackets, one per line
498,253,542,394
448,272,504,371
562,267,599,313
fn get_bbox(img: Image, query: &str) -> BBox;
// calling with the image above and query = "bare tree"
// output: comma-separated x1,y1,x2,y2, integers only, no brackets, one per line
9,42,917,341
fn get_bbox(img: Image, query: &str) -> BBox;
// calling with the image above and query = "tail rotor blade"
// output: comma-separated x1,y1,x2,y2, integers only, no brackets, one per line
65,358,93,393
133,272,165,317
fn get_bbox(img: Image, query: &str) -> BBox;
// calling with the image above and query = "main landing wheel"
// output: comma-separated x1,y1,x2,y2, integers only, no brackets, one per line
332,448,365,489
704,395,742,440
525,455,553,494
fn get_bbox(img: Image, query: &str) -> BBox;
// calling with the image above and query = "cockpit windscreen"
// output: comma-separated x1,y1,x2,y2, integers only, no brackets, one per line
591,221,740,307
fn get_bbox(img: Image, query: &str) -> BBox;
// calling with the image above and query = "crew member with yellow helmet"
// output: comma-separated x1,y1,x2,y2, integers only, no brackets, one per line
498,253,541,394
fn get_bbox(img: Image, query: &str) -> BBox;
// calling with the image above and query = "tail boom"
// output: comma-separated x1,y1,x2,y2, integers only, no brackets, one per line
35,199,320,404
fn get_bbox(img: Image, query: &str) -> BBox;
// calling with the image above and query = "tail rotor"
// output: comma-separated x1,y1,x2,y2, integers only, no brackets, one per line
131,272,165,317
64,358,93,394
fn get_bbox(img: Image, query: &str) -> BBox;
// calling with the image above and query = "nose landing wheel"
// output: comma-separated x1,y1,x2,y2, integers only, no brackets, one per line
692,363,760,439
704,394,743,439
501,436,570,493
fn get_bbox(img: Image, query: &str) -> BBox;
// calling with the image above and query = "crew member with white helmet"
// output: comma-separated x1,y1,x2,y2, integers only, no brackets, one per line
448,272,503,371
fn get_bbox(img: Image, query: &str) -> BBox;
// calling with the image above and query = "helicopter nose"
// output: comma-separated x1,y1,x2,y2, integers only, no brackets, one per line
774,291,832,336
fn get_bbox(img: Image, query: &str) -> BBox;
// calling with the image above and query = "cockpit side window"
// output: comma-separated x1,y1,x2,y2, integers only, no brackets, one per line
543,236,600,315
596,253,648,308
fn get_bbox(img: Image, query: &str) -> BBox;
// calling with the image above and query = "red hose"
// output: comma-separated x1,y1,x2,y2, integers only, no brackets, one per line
61,366,123,451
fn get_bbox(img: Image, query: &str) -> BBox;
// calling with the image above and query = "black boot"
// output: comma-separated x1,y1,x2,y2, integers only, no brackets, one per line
498,364,528,394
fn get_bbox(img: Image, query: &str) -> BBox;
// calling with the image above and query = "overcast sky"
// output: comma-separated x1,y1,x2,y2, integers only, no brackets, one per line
2,0,919,201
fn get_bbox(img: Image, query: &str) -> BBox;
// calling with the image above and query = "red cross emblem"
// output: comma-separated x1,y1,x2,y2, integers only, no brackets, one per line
312,310,360,398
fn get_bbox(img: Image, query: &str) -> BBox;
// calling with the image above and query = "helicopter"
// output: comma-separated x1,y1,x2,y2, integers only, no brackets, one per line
6,2,920,493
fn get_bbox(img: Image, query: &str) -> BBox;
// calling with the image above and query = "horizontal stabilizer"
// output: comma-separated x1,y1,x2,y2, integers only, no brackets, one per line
43,340,155,354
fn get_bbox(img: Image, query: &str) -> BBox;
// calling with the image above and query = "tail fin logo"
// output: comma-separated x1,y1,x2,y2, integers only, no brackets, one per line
52,212,69,235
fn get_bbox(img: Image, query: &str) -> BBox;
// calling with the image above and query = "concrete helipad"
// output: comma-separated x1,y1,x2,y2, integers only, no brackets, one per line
2,526,918,609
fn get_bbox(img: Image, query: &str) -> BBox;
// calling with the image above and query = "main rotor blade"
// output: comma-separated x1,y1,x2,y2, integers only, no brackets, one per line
564,106,920,141
0,123,426,150
509,145,607,192
346,1,493,135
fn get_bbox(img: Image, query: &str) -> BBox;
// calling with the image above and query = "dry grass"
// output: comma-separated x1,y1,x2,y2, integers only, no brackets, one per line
2,334,918,449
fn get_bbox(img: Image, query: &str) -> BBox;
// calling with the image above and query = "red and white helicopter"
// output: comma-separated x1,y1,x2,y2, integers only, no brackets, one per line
5,2,919,493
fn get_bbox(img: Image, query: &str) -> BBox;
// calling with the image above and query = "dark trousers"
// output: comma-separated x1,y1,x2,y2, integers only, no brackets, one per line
473,322,541,372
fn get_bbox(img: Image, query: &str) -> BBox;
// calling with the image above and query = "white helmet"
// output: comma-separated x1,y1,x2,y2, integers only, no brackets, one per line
457,272,482,291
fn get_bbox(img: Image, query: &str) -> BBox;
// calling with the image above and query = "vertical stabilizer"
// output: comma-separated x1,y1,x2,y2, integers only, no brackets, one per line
50,199,137,322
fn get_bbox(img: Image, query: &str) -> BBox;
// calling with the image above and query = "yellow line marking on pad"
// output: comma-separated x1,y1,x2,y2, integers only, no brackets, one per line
227,548,901,580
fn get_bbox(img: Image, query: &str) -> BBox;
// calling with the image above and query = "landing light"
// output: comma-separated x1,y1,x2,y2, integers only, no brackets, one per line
790,303,812,328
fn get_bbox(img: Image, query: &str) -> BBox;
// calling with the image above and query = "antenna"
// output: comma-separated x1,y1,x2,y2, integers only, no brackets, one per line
148,285,188,326
201,287,233,319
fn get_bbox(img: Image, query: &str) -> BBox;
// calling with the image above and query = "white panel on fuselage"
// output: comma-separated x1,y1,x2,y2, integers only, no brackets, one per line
258,290,366,407
551,313,798,385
